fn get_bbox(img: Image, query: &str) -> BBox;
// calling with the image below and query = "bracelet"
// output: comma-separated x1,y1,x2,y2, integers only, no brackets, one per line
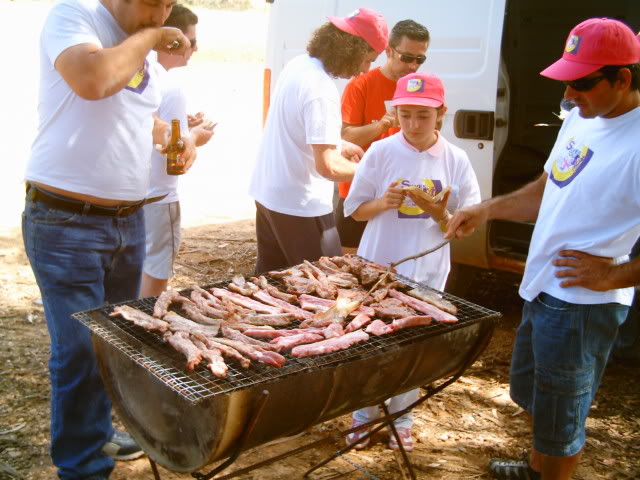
437,212,451,233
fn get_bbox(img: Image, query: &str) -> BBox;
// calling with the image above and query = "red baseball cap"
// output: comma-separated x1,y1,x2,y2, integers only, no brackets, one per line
541,18,640,81
391,73,445,108
328,8,388,54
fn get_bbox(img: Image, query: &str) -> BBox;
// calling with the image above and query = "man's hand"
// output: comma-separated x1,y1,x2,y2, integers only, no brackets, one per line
553,250,616,291
179,135,197,173
188,112,205,129
190,118,217,147
379,111,398,130
444,203,490,240
152,114,170,147
154,27,191,55
341,140,364,163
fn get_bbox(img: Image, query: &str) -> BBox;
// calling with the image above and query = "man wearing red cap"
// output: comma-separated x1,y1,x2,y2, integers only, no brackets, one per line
445,17,640,480
249,8,389,273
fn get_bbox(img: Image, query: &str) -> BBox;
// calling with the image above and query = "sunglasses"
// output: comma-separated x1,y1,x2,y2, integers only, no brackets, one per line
392,47,426,65
188,38,197,49
563,75,606,92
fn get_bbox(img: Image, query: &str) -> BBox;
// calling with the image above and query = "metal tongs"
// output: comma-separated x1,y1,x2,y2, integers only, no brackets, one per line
364,239,452,297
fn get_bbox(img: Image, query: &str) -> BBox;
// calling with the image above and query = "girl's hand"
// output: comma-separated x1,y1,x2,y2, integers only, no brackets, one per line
380,181,405,210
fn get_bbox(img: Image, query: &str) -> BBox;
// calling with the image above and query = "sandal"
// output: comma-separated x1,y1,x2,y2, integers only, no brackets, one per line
489,458,541,480
345,421,372,450
388,427,414,452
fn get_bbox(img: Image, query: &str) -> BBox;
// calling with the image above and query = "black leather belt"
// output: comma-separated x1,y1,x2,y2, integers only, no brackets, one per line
26,183,167,217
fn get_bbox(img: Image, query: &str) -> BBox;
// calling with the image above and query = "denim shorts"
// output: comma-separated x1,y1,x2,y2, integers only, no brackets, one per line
510,292,627,457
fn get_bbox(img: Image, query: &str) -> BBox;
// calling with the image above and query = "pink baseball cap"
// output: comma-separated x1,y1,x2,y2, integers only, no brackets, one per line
541,18,640,81
328,8,388,54
391,72,445,108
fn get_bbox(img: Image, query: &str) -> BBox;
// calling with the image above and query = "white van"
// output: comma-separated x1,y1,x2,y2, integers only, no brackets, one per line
262,0,638,284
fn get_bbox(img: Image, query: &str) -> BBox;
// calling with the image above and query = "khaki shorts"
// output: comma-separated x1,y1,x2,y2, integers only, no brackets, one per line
143,202,181,279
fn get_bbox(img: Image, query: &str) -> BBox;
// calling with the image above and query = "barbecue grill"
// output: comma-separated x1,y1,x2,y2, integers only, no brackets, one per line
73,269,500,478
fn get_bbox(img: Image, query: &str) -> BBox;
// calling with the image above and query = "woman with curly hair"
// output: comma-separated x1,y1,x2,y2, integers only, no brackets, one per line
249,8,388,273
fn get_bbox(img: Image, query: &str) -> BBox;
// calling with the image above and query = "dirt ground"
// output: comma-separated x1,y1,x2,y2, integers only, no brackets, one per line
1,221,639,480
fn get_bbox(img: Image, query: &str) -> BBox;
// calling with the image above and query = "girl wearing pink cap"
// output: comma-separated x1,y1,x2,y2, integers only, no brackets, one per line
344,72,481,451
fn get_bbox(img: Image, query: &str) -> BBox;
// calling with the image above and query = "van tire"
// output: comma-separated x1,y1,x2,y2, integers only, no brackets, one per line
444,262,481,299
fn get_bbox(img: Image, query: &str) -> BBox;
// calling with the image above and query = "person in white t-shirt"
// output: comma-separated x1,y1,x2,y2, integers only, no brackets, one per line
21,0,197,478
140,5,216,298
446,18,640,480
343,72,481,452
249,8,388,273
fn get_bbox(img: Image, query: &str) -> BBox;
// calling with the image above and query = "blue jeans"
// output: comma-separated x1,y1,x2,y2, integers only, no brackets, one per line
510,293,627,457
22,195,145,479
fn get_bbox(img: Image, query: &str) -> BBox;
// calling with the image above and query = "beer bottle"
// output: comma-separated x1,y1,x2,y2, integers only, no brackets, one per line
166,119,186,175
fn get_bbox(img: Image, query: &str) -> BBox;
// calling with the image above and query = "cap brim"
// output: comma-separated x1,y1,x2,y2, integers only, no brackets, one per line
328,16,359,37
540,58,603,81
391,97,443,108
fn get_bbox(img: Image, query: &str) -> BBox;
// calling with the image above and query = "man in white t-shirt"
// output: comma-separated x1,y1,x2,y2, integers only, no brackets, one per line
249,8,388,273
140,5,215,298
22,0,196,478
446,18,640,480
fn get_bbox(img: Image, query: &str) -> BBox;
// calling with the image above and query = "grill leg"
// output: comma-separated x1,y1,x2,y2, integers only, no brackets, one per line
149,457,162,480
382,403,416,480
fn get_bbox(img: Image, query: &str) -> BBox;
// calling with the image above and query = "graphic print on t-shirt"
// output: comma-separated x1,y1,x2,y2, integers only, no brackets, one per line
550,137,594,188
125,59,150,94
397,178,443,219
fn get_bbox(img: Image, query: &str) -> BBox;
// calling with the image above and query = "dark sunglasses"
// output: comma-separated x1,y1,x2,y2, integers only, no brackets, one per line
188,38,197,49
563,75,606,92
392,47,426,65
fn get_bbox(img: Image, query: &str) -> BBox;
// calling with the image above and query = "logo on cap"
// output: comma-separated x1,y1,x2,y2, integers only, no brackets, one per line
565,35,581,54
407,78,425,93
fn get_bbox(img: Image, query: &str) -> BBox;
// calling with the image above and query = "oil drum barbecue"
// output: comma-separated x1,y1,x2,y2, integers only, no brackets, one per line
73,255,500,479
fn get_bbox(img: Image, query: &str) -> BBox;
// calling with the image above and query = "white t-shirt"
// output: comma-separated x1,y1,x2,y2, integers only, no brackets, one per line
345,132,481,289
520,107,640,306
147,67,188,204
249,55,342,217
25,0,162,201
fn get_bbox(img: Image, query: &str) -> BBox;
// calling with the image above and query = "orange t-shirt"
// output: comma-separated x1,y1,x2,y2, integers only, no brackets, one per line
339,67,400,198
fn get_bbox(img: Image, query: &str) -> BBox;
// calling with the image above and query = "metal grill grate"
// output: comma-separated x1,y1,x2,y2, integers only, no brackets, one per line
73,271,500,404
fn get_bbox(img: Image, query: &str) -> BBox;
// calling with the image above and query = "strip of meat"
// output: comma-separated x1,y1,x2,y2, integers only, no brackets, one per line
392,315,432,329
365,319,394,336
388,289,458,323
345,314,372,333
211,288,283,314
191,338,228,378
406,287,458,315
252,290,311,320
291,330,370,358
249,276,300,304
180,299,224,329
298,294,375,317
164,331,202,370
223,323,274,333
213,338,286,368
228,275,260,296
235,314,294,327
153,290,186,318
365,315,433,336
189,291,227,319
270,333,325,350
221,326,282,352
282,275,317,296
110,305,169,332
196,335,251,368
324,323,345,339
243,326,326,339
268,265,305,278
164,312,222,337
370,297,416,319
301,262,337,299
